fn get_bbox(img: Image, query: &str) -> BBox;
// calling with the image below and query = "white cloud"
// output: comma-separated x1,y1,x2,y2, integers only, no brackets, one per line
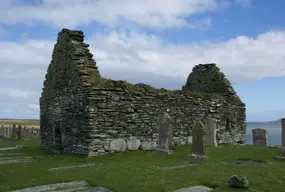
0,28,285,98
234,0,251,7
1,30,285,91
0,88,39,99
28,104,39,110
88,30,285,84
0,0,228,29
0,0,281,119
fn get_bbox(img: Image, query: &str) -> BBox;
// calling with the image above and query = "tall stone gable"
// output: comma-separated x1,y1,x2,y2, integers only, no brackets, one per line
40,28,246,156
40,29,100,154
182,63,236,96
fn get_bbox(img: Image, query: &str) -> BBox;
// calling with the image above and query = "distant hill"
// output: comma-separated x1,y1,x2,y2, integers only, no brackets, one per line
268,119,282,123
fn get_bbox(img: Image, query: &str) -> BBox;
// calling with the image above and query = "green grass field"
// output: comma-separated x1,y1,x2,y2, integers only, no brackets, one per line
0,138,285,192
0,119,40,128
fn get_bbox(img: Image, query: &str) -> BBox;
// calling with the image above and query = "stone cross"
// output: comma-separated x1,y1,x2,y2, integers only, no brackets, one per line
252,128,268,146
153,112,173,155
205,118,217,147
189,118,210,163
276,118,285,161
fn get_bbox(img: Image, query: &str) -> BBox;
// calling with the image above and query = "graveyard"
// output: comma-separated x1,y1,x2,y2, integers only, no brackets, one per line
1,135,285,192
1,28,285,192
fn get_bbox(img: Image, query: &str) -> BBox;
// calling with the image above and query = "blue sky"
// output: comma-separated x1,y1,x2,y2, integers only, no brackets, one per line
0,0,285,122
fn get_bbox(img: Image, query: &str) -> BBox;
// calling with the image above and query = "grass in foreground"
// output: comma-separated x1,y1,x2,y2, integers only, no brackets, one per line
0,138,285,192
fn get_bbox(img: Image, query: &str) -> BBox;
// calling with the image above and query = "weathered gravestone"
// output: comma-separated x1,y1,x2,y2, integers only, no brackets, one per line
4,127,8,137
17,125,22,140
189,118,210,163
252,128,268,146
276,118,285,161
0,124,4,136
8,125,12,137
153,111,173,155
11,124,16,138
205,118,217,147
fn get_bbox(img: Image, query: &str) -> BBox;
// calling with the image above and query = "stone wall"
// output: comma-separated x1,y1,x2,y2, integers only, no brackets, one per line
40,28,246,156
40,29,100,154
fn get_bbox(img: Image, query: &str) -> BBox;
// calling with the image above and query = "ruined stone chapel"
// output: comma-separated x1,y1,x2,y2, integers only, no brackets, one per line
40,28,246,156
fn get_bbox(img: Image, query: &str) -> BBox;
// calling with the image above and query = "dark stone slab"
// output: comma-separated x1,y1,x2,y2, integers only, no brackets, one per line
225,160,263,165
160,163,199,171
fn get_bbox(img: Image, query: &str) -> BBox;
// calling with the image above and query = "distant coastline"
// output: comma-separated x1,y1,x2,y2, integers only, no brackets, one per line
267,119,282,124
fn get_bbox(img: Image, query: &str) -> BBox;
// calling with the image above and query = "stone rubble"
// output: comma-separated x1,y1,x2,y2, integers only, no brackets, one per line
227,175,249,189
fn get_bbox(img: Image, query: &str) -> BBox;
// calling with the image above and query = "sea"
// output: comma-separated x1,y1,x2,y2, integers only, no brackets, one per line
245,122,281,145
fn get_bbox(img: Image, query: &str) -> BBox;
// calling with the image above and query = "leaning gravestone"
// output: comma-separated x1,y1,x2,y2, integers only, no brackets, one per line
205,118,217,147
153,111,173,155
252,128,268,146
276,118,285,161
189,118,209,163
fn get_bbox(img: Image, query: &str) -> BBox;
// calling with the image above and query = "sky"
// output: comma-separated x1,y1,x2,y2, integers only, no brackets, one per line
0,0,285,122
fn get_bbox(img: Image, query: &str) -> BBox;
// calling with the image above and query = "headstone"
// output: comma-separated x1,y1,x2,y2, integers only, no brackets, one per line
4,127,8,137
17,125,22,140
153,111,173,155
12,124,16,138
8,126,12,137
0,124,4,136
24,126,28,138
28,127,32,138
276,118,285,161
205,118,217,147
21,126,25,138
189,118,209,163
252,128,268,146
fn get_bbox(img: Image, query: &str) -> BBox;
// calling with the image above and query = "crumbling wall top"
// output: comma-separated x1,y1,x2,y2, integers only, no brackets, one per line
182,63,237,97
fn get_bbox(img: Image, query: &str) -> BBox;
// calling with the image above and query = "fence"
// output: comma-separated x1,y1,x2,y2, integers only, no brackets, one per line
0,124,40,139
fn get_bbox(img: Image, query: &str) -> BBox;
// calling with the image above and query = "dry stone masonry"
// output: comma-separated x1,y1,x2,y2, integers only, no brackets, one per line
40,28,246,156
